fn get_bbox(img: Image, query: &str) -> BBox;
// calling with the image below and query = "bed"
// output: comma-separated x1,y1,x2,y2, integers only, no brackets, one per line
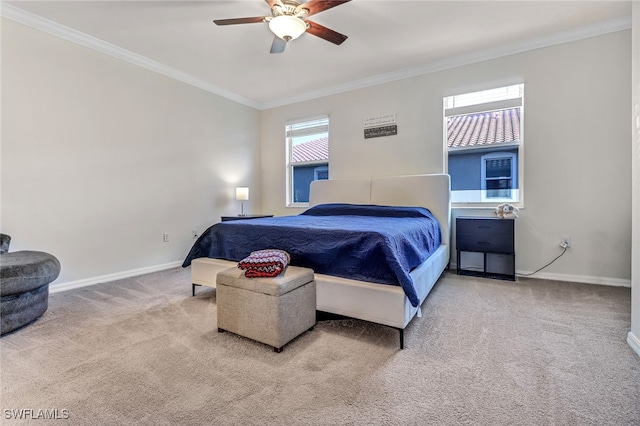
183,174,451,348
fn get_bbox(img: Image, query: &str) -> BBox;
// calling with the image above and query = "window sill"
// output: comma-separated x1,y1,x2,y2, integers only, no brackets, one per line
286,202,310,209
452,203,524,210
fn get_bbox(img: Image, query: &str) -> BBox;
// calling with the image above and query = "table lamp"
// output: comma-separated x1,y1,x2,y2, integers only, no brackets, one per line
235,187,249,216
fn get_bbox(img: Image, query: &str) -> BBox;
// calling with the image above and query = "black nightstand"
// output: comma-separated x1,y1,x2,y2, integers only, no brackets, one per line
456,217,515,281
221,214,273,222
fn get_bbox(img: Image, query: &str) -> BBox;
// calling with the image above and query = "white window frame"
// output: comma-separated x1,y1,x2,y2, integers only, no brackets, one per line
285,116,329,208
443,83,524,208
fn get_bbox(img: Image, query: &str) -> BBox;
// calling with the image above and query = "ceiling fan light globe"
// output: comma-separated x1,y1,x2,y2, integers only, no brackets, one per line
269,15,307,41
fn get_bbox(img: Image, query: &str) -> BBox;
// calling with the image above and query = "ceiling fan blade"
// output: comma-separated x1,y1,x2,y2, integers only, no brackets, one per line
213,17,265,26
270,36,287,54
296,0,351,17
305,20,348,45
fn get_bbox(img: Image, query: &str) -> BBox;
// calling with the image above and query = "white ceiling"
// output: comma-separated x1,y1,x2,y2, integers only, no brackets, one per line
3,1,633,109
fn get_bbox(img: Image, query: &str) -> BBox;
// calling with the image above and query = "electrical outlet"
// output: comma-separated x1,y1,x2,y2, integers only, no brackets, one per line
560,235,571,248
192,230,198,239
163,233,169,243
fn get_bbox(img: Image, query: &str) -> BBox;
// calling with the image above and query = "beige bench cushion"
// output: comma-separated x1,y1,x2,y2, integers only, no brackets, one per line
217,266,314,296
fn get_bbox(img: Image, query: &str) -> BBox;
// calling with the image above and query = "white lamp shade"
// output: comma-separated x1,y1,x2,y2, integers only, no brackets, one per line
235,187,249,201
269,15,307,41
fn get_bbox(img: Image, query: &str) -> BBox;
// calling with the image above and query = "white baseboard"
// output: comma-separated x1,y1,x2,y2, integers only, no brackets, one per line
448,263,631,288
520,271,631,287
49,261,183,293
627,332,640,358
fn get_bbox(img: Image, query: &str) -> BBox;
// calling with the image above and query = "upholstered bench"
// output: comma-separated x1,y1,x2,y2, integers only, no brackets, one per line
216,266,316,352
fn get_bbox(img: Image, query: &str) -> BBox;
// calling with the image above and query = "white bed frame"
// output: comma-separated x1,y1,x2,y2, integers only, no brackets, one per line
190,174,451,348
309,174,451,348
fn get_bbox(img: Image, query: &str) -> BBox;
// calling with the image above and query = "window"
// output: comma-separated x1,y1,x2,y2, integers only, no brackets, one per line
481,152,517,201
444,84,523,206
286,116,329,206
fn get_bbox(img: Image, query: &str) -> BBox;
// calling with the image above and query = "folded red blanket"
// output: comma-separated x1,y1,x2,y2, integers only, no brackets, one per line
237,249,290,278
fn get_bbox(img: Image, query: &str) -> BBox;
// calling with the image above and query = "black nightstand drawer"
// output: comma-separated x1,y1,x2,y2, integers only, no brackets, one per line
456,235,513,253
456,217,513,235
456,233,514,253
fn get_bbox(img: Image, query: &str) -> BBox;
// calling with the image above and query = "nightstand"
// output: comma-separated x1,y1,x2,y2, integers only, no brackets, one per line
221,214,274,222
456,216,515,281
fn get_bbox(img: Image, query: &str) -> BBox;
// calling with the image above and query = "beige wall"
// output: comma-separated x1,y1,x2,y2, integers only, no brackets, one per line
260,30,632,286
630,3,640,353
1,19,261,286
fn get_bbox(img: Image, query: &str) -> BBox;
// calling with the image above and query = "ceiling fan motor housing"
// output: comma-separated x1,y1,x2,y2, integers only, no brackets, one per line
273,1,309,18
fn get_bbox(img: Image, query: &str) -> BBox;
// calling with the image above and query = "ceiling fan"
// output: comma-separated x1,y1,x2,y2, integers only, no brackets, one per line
213,0,351,54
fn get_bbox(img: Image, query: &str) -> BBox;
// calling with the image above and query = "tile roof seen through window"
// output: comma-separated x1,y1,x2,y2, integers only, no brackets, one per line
447,107,521,148
292,137,328,162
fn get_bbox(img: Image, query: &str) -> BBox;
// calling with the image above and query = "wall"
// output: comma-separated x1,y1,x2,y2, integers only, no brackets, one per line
1,19,261,288
260,30,632,286
630,3,640,356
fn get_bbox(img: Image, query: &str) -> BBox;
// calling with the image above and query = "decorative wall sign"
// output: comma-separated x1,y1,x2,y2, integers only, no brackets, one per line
364,114,397,139
364,125,398,139
364,114,396,128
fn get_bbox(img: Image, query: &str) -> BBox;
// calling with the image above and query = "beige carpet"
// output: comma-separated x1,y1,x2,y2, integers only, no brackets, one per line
1,268,638,425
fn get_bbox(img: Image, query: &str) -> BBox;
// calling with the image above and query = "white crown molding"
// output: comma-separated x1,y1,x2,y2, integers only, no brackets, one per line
261,15,632,109
0,3,261,110
1,3,631,111
49,260,183,293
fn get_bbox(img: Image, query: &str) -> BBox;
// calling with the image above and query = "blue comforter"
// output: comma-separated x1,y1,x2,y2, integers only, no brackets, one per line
182,204,441,307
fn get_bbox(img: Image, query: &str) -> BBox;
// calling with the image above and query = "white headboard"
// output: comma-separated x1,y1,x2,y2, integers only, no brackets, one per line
309,177,371,205
309,174,451,245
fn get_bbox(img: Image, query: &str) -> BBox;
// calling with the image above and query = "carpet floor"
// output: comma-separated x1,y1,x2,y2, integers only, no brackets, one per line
1,268,638,425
